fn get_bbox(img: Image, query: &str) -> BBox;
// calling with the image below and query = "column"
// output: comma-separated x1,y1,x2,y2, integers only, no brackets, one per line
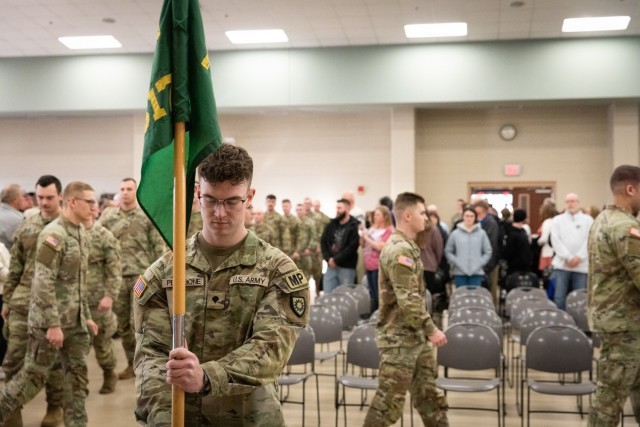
390,107,416,197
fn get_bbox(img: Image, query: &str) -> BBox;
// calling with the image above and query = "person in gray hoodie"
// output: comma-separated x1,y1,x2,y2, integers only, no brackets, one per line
444,207,492,287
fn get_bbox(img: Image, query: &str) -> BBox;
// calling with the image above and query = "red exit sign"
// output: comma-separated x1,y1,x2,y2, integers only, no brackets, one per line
504,164,521,176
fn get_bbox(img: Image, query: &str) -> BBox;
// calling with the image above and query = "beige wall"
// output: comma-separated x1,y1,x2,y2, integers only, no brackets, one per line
218,109,392,215
416,106,611,225
0,105,627,223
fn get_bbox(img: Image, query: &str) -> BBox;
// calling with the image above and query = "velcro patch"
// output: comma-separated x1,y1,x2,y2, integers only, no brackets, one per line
230,275,268,286
282,271,308,292
291,296,306,318
162,276,204,288
630,227,640,239
133,275,147,299
397,256,414,268
43,234,62,250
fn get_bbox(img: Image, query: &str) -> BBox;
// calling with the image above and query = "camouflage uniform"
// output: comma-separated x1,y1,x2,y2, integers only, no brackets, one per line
187,208,203,240
3,213,64,408
264,211,291,253
364,230,448,427
0,216,92,426
310,211,330,288
86,223,122,372
293,216,317,281
587,205,640,426
98,206,164,366
281,213,300,256
133,231,309,426
250,222,276,247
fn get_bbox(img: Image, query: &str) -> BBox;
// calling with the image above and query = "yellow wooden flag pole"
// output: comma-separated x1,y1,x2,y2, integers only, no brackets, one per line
171,121,187,427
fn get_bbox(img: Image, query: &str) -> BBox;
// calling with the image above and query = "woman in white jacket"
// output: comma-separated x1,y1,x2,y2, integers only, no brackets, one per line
445,208,492,287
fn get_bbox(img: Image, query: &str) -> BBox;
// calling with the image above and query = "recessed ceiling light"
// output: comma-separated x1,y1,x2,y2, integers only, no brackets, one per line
510,1,525,7
58,35,122,49
562,16,630,33
404,23,468,39
225,29,288,44
102,17,116,24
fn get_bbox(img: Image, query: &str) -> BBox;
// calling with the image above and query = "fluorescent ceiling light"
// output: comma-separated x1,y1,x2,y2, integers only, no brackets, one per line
404,23,468,38
225,29,288,44
562,16,630,33
58,35,122,50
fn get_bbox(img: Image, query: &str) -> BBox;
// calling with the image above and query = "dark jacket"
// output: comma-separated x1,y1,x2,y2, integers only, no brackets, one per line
321,215,360,269
480,214,500,273
503,226,532,274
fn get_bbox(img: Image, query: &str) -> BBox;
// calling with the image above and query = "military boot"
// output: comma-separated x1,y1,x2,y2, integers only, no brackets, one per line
5,409,23,427
118,364,135,380
99,370,118,394
40,405,63,427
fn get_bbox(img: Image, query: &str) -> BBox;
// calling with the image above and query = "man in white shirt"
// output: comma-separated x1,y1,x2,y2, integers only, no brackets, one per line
550,193,593,309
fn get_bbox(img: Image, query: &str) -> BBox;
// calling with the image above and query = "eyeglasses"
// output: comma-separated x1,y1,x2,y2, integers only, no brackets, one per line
76,198,97,206
198,195,248,212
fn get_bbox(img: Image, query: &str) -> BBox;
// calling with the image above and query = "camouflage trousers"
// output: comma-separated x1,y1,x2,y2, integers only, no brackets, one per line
90,308,118,371
114,275,137,365
135,383,285,427
364,343,449,427
0,326,90,426
294,255,313,285
1,308,64,407
311,253,323,292
588,331,640,427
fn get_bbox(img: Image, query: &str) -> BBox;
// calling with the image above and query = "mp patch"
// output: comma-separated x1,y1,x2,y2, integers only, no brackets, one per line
291,296,306,318
133,275,147,299
282,271,308,292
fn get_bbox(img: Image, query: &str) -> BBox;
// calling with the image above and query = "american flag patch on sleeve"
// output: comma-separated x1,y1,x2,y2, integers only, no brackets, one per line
397,256,414,268
133,275,147,299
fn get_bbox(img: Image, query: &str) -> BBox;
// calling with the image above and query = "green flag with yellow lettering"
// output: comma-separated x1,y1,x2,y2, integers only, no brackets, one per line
138,0,221,249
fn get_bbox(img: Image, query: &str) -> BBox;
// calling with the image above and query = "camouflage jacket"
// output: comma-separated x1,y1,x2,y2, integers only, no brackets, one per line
6,213,58,313
588,205,640,333
29,216,91,330
98,206,164,276
250,222,276,247
187,209,203,240
310,211,330,240
264,211,291,252
377,229,436,348
133,231,309,426
294,216,318,254
86,223,122,308
281,214,300,254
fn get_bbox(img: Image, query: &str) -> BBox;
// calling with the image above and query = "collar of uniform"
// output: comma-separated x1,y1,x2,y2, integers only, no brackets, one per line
59,214,81,231
187,230,260,273
392,229,419,251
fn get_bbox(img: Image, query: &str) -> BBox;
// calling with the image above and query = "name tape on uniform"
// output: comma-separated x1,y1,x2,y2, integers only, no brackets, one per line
162,276,205,288
230,275,268,286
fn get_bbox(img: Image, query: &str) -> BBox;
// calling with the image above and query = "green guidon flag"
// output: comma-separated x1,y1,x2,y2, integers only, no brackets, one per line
138,0,222,249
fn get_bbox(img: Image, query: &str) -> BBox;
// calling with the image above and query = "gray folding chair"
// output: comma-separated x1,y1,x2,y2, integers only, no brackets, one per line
448,307,503,342
309,305,343,380
437,323,504,427
367,309,379,324
450,285,493,301
335,323,380,427
524,325,596,427
317,293,359,333
425,288,433,315
278,326,320,426
448,295,496,313
515,308,576,415
505,287,548,319
334,284,372,320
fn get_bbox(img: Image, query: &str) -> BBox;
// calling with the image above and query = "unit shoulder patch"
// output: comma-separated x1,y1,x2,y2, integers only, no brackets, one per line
291,296,306,318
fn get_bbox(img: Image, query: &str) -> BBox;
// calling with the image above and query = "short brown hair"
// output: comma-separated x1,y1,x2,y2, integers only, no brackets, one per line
198,144,253,186
63,182,94,201
610,165,640,195
473,199,489,211
394,192,425,217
